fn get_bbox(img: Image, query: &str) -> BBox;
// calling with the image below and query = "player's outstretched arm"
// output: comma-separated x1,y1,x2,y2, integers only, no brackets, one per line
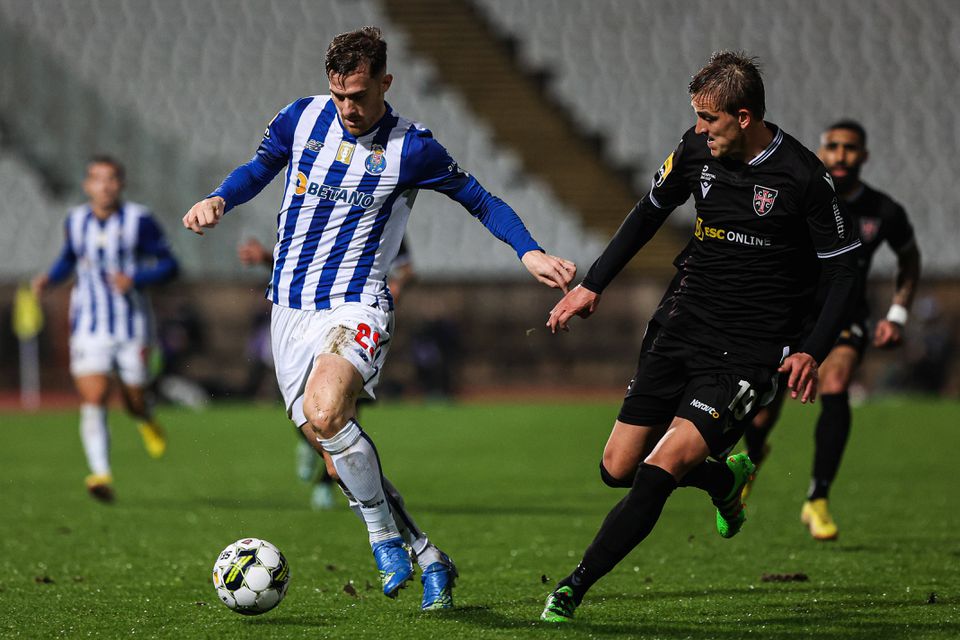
183,196,226,236
521,250,576,293
779,352,819,404
546,285,600,334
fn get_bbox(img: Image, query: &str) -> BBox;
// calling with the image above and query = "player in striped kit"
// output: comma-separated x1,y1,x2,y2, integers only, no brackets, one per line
33,156,178,503
183,27,575,610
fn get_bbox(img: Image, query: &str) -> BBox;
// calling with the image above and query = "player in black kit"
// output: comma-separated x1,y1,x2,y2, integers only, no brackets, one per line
741,120,921,540
538,51,861,623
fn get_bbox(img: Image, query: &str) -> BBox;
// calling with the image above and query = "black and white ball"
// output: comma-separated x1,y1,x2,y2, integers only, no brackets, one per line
212,538,290,615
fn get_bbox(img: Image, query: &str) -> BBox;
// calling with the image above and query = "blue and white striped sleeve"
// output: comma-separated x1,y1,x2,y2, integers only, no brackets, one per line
133,214,178,287
404,130,542,259
47,218,77,284
209,98,309,211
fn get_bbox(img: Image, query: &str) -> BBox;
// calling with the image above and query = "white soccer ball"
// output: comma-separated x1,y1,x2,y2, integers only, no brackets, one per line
212,537,290,615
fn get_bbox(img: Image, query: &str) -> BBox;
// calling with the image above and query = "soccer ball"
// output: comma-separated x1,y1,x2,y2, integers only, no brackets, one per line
212,538,290,615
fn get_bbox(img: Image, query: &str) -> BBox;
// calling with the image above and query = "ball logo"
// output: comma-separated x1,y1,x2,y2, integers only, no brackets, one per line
364,144,387,175
295,172,308,196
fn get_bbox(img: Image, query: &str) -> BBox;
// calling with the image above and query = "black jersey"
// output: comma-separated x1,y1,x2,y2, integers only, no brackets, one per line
808,183,916,323
583,124,861,366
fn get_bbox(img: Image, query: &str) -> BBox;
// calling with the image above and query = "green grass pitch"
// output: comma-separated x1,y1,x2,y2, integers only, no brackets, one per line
1,397,957,638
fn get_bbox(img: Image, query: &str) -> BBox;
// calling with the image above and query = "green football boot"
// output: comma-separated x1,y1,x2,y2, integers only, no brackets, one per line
714,452,756,538
540,586,578,623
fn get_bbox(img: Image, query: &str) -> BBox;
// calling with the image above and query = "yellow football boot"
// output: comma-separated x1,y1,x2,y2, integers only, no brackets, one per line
85,474,115,503
801,498,839,540
138,420,167,458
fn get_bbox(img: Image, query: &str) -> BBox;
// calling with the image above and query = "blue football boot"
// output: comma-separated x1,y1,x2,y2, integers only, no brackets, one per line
372,537,414,597
420,551,458,610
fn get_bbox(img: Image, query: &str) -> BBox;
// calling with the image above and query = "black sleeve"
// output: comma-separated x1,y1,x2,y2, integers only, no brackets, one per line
582,139,691,293
799,166,861,362
800,248,858,362
884,200,916,253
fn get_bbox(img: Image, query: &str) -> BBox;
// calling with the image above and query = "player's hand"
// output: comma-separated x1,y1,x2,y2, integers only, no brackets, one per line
183,196,226,236
110,272,135,294
238,238,272,267
547,285,600,333
779,352,818,404
873,319,903,349
31,273,49,297
521,250,576,293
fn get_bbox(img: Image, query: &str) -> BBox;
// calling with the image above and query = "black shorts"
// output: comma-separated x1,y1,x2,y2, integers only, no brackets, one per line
835,317,869,361
618,321,780,458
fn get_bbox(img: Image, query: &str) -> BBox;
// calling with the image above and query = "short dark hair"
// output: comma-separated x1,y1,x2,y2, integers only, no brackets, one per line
87,154,125,182
825,119,867,147
688,51,766,120
325,26,387,79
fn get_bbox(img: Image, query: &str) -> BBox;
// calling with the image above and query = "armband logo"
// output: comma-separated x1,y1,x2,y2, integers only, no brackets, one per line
655,152,675,187
264,111,281,138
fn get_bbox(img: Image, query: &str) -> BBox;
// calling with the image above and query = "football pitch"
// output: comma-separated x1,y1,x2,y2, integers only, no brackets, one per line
1,397,957,639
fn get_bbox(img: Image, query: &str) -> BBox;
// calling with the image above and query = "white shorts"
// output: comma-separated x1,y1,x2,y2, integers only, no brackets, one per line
271,302,393,427
69,334,151,386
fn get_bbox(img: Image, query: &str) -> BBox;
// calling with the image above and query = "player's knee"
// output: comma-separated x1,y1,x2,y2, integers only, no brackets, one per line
819,370,852,395
751,407,772,430
302,400,351,440
599,461,633,488
600,449,637,486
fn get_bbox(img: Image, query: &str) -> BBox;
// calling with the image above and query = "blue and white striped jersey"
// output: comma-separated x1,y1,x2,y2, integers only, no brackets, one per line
47,202,178,342
211,96,541,311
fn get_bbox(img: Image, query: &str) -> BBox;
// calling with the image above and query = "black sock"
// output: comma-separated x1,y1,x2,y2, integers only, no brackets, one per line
557,463,677,604
808,392,851,500
744,419,773,466
677,459,733,499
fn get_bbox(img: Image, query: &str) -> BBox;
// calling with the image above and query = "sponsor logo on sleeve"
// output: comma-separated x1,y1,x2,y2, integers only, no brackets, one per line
831,197,846,239
655,152,675,187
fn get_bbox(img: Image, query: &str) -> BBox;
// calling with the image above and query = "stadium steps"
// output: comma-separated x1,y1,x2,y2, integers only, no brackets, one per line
381,0,683,276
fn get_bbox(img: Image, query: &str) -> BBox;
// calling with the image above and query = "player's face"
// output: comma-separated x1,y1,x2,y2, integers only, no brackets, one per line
691,97,748,159
328,66,393,136
83,162,123,211
819,128,867,189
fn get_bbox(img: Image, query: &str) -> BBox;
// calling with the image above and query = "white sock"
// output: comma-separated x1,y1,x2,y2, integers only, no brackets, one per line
80,404,110,476
382,477,440,568
321,420,398,545
339,478,439,567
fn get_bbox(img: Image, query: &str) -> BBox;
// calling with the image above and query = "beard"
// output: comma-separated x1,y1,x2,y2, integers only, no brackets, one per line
828,164,861,193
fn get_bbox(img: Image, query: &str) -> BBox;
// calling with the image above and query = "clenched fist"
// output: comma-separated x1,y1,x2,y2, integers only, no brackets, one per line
183,196,226,235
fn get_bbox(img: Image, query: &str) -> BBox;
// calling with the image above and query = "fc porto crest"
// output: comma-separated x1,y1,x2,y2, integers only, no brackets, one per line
364,144,387,175
752,185,779,216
